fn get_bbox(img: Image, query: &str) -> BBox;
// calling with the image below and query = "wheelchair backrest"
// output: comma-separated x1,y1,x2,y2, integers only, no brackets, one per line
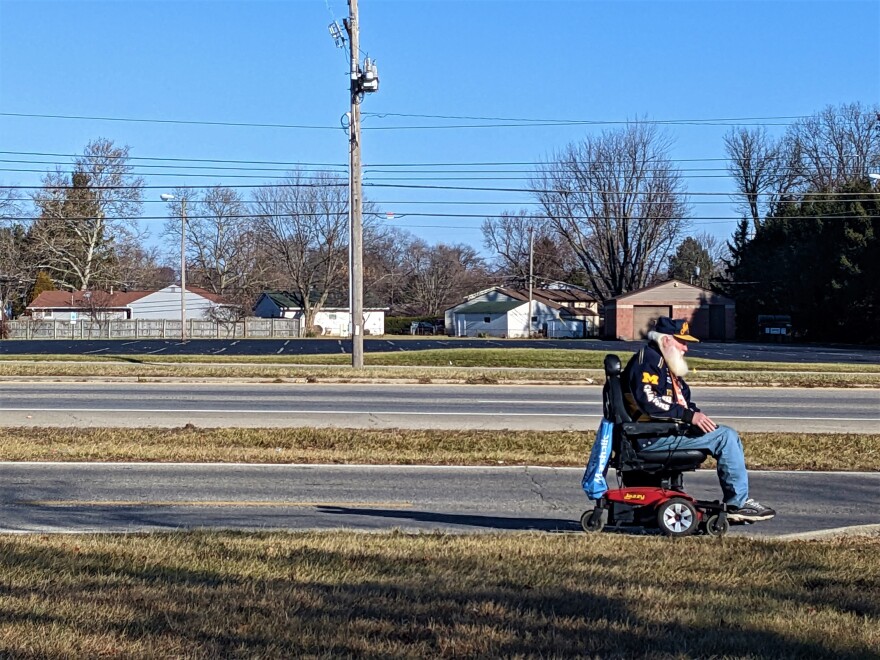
603,354,633,425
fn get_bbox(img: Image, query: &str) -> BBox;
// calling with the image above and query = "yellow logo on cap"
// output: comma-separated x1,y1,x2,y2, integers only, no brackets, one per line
681,322,689,335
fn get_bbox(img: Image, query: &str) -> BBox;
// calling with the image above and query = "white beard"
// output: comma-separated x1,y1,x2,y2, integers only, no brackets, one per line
659,336,689,378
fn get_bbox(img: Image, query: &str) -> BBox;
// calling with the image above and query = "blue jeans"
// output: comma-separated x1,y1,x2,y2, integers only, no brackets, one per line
649,425,749,507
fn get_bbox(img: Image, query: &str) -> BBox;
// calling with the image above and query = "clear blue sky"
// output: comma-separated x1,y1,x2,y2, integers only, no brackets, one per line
1,0,878,254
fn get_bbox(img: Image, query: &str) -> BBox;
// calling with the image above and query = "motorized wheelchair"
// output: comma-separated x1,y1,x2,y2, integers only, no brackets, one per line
580,354,729,537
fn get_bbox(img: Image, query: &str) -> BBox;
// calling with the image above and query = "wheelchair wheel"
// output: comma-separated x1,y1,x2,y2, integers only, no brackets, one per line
704,514,730,537
656,498,698,537
581,508,607,533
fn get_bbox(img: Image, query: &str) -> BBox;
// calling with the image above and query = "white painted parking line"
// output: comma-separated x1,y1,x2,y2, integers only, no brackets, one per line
2,407,877,423
0,406,603,418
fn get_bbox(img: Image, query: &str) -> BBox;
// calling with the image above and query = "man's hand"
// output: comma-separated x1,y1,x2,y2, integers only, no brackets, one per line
691,411,717,434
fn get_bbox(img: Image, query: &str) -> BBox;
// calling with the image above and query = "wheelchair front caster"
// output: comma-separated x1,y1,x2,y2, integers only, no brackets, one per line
581,507,607,533
657,497,698,537
703,513,730,537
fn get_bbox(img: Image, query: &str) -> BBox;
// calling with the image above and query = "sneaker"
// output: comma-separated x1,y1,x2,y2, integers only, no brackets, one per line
728,498,776,522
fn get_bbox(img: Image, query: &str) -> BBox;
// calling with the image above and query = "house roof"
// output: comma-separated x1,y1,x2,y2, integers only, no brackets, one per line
185,286,225,304
261,291,302,308
29,290,149,309
455,300,524,314
608,279,734,304
496,287,599,316
29,286,226,310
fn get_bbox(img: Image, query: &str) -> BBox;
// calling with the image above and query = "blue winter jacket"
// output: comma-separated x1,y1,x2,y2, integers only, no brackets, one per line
622,342,700,426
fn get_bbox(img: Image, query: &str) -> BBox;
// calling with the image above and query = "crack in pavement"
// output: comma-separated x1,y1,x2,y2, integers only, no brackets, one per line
523,466,560,511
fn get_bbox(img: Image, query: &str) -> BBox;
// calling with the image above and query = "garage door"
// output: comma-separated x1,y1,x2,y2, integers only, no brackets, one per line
633,306,672,339
709,304,726,340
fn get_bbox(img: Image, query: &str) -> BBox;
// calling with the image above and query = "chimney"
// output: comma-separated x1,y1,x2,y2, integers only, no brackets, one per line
110,285,113,295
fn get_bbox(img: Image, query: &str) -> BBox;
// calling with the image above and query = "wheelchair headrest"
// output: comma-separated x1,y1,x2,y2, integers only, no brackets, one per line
602,353,632,424
604,354,622,377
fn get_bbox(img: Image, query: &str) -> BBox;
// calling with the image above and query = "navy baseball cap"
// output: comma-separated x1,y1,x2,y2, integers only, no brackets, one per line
654,317,699,342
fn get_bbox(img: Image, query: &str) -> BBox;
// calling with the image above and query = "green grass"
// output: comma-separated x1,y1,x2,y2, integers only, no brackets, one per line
3,427,878,471
0,531,876,657
4,347,880,372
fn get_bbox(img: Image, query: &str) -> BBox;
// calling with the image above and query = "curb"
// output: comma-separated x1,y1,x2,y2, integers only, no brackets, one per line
765,523,880,541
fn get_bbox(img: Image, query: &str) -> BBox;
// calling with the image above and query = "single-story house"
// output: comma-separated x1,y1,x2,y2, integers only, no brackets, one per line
253,291,386,336
444,285,600,338
602,279,735,341
27,285,227,321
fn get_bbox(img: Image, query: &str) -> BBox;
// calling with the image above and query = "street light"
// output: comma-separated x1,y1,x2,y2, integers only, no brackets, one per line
160,193,187,340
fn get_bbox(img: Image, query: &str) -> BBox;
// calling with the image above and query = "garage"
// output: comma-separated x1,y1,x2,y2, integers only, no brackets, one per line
602,279,735,341
632,305,672,339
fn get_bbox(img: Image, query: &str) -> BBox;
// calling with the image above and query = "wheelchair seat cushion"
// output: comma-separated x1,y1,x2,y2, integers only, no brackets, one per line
634,448,709,471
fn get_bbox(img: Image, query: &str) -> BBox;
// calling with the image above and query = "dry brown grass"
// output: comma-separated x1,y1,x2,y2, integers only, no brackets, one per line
1,427,878,471
0,531,876,658
2,348,879,387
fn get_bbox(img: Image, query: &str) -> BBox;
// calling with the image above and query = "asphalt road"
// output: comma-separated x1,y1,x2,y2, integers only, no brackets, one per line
2,382,878,433
2,337,879,364
1,462,876,538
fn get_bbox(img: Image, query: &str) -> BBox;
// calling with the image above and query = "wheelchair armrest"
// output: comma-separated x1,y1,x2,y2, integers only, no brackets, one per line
621,421,688,438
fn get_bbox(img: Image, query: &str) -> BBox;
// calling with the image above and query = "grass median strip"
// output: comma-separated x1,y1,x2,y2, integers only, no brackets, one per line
2,427,878,471
0,531,875,657
3,348,879,386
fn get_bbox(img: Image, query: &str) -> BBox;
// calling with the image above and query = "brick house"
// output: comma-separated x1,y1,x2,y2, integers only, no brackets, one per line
602,279,735,341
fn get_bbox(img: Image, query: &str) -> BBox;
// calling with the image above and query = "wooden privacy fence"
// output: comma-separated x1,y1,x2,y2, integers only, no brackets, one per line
2,318,302,340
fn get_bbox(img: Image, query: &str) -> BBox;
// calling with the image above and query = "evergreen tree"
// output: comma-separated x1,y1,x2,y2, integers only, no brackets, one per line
668,237,715,288
730,180,878,342
28,270,56,304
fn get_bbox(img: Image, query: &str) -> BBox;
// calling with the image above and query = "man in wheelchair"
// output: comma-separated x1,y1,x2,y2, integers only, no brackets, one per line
622,317,775,523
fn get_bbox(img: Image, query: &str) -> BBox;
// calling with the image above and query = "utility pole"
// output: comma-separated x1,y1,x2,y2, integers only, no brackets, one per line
528,226,534,338
180,198,187,341
341,0,378,368
349,1,363,367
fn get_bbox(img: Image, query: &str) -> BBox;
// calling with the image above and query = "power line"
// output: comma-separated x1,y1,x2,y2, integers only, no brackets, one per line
3,179,877,202
0,182,347,191
0,150,348,168
5,211,872,223
0,148,871,168
0,112,341,131
0,110,816,131
0,165,792,182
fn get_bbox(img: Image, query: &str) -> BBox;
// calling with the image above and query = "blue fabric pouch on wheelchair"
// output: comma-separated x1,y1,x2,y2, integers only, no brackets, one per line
582,418,614,500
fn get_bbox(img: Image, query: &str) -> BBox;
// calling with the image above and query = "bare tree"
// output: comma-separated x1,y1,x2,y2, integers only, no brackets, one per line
163,185,266,298
252,171,349,333
723,126,787,232
363,224,415,311
531,123,689,301
786,103,880,192
481,209,580,286
0,187,29,321
81,289,117,330
726,104,880,229
30,139,145,290
113,243,174,290
402,241,490,316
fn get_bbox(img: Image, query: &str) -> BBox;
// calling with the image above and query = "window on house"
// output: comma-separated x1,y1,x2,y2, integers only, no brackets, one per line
484,317,490,323
328,313,337,320
43,311,53,319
